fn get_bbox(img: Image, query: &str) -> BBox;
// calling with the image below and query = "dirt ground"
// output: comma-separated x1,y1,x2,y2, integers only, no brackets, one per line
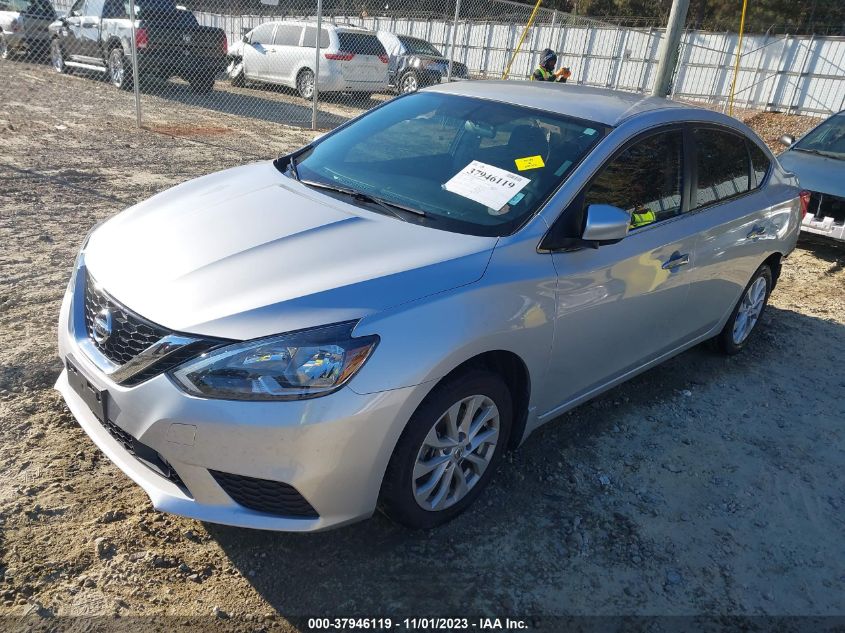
1,59,844,631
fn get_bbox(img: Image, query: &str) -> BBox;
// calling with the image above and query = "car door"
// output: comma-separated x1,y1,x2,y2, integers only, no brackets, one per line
242,22,275,81
21,0,56,50
74,0,102,61
544,128,701,409
681,126,780,337
268,23,304,86
61,0,85,58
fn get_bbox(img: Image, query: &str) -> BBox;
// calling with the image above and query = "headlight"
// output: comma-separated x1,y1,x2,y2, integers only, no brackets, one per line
170,321,378,401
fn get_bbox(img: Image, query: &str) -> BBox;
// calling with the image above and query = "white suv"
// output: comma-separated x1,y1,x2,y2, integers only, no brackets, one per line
227,21,388,99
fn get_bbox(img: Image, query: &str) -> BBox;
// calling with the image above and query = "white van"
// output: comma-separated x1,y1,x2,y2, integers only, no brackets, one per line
227,21,389,98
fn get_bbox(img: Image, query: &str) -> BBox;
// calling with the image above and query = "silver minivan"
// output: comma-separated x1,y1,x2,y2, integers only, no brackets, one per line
227,20,388,98
57,83,803,532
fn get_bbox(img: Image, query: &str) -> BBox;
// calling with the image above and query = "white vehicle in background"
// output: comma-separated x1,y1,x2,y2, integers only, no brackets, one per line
0,0,55,60
227,20,388,99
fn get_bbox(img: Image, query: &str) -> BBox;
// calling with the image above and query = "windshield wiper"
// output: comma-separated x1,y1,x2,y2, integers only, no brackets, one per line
300,179,428,221
793,147,841,159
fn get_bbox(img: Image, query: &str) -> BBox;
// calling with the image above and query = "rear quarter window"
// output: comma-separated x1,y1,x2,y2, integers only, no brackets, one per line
693,128,751,208
747,141,771,187
337,32,386,56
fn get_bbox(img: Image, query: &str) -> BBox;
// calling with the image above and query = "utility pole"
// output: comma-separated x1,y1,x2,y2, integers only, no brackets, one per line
651,0,690,97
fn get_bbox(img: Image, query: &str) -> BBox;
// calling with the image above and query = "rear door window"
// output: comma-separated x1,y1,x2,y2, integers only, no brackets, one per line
302,26,329,48
584,130,684,230
274,24,302,46
747,141,771,188
337,32,386,56
693,128,751,208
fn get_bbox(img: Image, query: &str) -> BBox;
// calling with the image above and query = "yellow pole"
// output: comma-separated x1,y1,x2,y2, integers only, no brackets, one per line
728,0,748,116
502,0,543,80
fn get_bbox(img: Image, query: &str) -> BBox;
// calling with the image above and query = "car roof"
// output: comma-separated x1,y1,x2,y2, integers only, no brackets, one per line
272,20,374,33
426,81,694,126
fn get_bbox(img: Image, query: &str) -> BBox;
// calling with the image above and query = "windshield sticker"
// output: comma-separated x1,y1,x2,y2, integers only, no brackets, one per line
508,192,526,205
584,128,597,135
443,161,531,210
514,155,545,171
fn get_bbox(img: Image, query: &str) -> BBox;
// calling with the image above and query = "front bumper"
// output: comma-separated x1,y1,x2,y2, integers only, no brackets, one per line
56,266,427,531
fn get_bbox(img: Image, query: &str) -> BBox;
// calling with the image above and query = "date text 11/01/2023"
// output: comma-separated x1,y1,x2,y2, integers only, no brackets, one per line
307,617,530,630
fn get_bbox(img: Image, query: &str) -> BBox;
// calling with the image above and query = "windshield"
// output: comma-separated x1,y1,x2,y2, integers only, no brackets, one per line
399,36,443,57
291,93,604,236
794,113,845,160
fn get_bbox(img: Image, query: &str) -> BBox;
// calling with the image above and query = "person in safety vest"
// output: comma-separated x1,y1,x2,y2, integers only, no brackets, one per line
630,207,657,229
531,48,571,82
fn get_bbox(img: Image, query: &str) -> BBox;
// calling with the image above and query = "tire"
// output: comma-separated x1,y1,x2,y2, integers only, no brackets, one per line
713,264,773,355
227,57,245,86
189,74,215,94
108,46,131,90
50,38,66,73
296,68,314,99
0,34,10,61
398,70,420,94
380,369,512,529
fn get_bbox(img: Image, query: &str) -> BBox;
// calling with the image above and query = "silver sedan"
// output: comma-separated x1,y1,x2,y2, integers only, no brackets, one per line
56,82,803,531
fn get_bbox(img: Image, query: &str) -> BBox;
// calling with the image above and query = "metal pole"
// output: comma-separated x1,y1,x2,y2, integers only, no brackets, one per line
447,0,461,82
727,0,748,116
651,0,690,96
128,0,141,128
312,0,323,131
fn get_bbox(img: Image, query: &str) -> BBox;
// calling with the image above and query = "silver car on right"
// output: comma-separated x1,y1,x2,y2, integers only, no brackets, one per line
777,110,845,243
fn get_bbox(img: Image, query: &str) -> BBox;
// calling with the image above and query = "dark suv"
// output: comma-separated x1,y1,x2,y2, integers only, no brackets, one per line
48,0,227,93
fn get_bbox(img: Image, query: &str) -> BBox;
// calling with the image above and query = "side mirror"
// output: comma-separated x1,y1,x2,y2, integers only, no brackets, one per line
581,204,630,243
539,202,629,251
778,134,795,147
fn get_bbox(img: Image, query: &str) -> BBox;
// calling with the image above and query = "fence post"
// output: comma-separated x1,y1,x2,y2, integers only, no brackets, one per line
652,0,690,96
447,0,462,81
128,0,141,129
312,0,323,131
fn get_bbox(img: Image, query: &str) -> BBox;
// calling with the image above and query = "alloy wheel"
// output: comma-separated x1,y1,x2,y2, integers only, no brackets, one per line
297,69,314,99
50,40,63,72
400,72,418,94
412,394,500,511
109,49,125,88
732,276,768,345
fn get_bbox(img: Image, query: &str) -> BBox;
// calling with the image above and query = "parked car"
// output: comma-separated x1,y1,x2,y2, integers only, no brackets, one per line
57,82,803,532
48,0,227,93
777,110,845,243
376,30,468,94
0,0,55,60
226,21,388,99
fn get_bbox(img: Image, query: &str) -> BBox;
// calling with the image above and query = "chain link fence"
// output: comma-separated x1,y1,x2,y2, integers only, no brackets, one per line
1,0,844,158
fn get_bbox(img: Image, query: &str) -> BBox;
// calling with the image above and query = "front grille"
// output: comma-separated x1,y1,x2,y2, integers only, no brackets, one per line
210,470,318,518
100,416,188,492
84,273,169,366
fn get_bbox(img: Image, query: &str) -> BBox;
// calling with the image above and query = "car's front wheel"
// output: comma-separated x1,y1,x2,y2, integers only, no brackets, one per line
714,263,773,354
380,369,512,529
227,57,245,86
108,47,131,90
50,39,66,73
398,70,420,94
0,34,10,61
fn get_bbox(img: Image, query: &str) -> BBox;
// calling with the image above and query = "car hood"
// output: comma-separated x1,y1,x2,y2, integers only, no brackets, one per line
778,149,845,198
84,162,497,340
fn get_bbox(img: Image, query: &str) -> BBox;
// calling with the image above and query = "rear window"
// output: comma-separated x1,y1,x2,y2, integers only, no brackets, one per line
337,32,386,56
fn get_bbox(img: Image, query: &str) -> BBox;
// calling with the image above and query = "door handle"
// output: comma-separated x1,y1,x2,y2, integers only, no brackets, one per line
662,252,690,270
746,225,767,239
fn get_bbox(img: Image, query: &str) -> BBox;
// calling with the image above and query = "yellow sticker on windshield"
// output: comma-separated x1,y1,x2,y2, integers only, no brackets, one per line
515,155,545,171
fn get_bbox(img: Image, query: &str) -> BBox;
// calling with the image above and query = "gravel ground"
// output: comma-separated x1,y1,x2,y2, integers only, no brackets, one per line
1,59,844,630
